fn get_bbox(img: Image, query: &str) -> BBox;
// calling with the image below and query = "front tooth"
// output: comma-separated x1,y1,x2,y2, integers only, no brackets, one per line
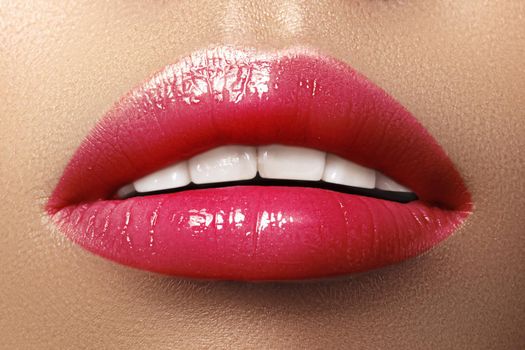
189,145,257,184
134,161,191,193
375,173,411,192
258,145,326,180
322,154,375,188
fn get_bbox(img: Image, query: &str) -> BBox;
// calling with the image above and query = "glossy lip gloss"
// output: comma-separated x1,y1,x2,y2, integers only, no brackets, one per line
47,46,472,281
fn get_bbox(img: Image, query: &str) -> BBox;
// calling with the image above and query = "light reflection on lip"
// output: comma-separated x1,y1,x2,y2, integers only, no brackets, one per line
47,46,472,281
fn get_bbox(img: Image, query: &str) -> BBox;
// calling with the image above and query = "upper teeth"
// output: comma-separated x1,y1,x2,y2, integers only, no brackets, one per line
258,145,326,181
133,161,191,193
322,153,376,189
189,145,257,184
123,145,413,196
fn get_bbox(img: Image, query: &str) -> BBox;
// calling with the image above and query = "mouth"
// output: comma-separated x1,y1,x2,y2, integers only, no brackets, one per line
47,46,472,281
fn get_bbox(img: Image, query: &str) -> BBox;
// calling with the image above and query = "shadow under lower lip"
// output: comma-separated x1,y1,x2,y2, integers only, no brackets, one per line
122,175,418,204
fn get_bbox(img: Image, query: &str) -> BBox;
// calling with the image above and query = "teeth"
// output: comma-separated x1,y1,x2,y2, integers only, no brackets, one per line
189,145,257,184
258,145,326,181
322,154,376,188
375,173,411,192
134,161,191,193
116,184,136,198
120,144,415,198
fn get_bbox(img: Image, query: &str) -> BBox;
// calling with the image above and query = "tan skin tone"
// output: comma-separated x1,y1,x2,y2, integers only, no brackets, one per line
1,1,524,348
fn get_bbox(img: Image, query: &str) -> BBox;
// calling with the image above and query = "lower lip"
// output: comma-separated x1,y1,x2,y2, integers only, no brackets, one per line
55,186,467,280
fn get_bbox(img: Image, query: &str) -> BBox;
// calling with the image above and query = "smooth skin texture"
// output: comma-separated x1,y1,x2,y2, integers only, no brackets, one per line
0,1,524,349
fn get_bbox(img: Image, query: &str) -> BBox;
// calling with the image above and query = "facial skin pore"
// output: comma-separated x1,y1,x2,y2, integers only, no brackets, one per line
1,1,524,349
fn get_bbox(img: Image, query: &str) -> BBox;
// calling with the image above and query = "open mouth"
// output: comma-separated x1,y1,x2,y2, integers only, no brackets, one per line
118,144,418,204
47,46,472,281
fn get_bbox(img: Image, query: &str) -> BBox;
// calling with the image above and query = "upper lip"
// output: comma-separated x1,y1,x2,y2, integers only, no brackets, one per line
47,46,472,280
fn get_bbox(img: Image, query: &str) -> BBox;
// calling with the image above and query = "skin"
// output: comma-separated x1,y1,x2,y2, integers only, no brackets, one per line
1,0,524,348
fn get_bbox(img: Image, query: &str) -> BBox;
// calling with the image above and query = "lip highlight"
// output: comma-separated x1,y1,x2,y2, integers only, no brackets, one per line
47,46,472,280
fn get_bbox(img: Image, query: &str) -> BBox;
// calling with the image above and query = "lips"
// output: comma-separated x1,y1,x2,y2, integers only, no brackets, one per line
47,46,472,281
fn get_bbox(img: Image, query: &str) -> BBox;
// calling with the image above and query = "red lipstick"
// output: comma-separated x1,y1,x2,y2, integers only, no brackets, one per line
47,47,472,280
